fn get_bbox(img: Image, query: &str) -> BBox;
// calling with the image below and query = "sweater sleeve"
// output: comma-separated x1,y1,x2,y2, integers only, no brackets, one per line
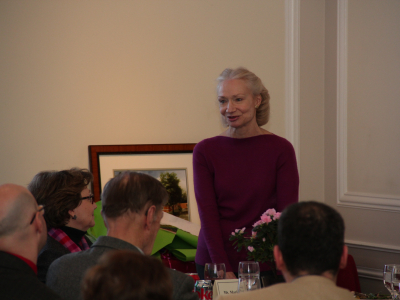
275,140,299,212
193,141,234,272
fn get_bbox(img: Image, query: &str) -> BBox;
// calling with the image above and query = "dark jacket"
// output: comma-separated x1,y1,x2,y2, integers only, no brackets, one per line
37,233,92,283
0,251,64,300
47,236,198,300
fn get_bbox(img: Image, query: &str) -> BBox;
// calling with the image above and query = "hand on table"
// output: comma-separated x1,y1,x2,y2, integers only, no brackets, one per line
226,272,237,279
217,270,226,279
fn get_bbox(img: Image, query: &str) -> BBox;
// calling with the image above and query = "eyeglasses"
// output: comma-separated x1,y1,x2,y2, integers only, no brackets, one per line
30,205,45,225
80,194,95,205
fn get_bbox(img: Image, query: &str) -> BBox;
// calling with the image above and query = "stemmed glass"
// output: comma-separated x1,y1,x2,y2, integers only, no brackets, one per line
237,261,261,293
384,265,396,298
391,265,400,299
204,263,226,284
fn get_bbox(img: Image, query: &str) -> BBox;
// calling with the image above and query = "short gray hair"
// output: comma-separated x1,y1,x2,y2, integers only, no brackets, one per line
101,172,169,219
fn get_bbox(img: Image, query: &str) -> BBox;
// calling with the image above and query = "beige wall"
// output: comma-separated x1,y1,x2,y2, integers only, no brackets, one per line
0,0,286,215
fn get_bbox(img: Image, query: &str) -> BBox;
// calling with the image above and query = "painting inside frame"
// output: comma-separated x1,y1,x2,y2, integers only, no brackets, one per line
88,144,198,224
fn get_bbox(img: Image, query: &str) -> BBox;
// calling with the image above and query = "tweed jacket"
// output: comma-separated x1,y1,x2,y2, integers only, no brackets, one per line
216,275,355,300
0,251,64,300
37,232,92,283
47,236,198,300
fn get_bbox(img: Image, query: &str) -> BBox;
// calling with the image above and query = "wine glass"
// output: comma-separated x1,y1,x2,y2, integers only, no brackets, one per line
204,263,226,284
391,265,400,299
384,264,395,298
237,261,261,293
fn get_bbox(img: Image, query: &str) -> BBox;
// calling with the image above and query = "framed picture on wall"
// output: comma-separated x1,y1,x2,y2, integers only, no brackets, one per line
88,143,196,221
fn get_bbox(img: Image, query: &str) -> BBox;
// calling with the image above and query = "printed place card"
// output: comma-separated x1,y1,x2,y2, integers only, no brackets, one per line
213,279,239,299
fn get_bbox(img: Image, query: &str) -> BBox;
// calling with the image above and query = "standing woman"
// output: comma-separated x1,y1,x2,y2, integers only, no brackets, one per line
193,67,299,279
28,168,97,283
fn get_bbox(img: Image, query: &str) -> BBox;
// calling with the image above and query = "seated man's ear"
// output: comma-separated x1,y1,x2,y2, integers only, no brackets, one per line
339,245,348,270
144,205,156,228
273,245,285,271
32,211,46,237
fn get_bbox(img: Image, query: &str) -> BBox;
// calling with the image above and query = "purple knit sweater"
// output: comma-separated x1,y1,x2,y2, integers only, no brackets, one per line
193,134,299,272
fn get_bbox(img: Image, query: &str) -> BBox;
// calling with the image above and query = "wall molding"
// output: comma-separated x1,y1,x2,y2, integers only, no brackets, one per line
346,240,400,281
346,239,400,254
285,0,300,170
336,0,400,212
357,267,382,281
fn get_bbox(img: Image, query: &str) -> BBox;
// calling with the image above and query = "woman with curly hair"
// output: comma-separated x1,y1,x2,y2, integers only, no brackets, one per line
28,168,96,283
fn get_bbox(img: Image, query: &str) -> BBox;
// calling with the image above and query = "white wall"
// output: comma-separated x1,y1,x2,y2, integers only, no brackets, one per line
299,0,325,202
298,0,400,293
323,0,400,293
0,1,287,225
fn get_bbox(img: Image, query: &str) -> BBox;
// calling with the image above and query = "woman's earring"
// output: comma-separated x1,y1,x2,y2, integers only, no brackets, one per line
72,215,77,220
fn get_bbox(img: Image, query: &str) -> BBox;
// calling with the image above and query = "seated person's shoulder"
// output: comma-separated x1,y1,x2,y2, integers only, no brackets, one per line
46,249,99,294
37,237,71,283
167,269,198,300
38,236,70,267
0,273,65,300
168,268,194,283
49,248,96,271
40,235,67,250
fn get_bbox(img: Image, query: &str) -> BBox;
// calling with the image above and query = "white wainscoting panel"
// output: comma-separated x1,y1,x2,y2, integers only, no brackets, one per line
336,0,400,212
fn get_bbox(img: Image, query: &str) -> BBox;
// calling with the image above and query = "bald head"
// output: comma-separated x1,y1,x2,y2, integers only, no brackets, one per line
0,184,37,237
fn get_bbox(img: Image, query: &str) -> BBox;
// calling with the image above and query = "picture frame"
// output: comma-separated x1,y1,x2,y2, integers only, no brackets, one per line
88,143,197,222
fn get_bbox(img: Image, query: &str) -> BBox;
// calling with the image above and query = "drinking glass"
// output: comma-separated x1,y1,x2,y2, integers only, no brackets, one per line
237,261,261,293
384,264,395,298
391,265,400,299
204,263,226,283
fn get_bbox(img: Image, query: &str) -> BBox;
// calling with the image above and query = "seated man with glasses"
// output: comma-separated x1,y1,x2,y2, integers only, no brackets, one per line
0,183,64,300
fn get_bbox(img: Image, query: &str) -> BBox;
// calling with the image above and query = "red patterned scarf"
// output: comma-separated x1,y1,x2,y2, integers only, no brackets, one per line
48,228,90,253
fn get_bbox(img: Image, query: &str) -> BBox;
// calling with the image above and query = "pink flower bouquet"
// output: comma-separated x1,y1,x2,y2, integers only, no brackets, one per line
229,209,281,272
